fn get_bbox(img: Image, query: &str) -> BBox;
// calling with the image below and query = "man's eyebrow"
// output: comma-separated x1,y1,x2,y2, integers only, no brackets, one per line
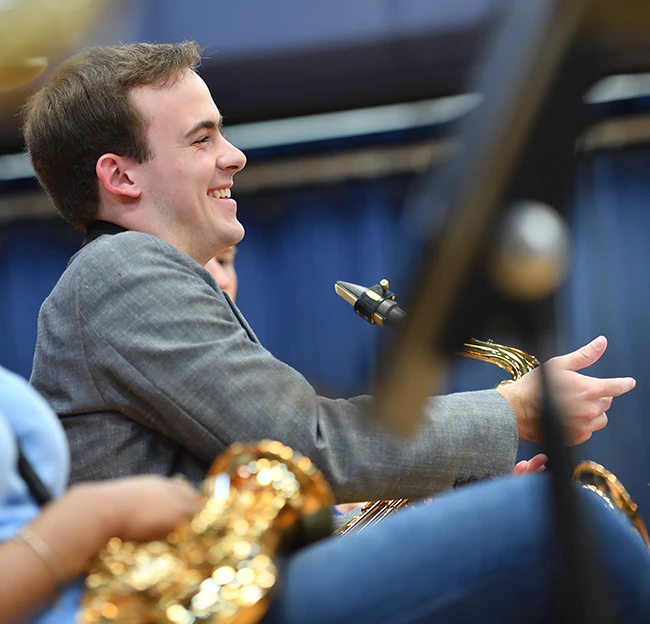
183,118,222,140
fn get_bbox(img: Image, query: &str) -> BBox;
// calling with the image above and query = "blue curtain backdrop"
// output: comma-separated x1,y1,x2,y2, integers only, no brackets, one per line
234,177,412,396
444,145,650,522
557,147,650,524
0,220,82,379
2,145,650,520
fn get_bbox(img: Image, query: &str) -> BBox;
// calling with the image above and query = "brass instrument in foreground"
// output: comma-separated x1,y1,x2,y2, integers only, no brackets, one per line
334,279,650,549
80,441,334,624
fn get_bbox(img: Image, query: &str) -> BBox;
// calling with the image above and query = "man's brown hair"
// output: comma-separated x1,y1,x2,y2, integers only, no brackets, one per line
22,41,202,228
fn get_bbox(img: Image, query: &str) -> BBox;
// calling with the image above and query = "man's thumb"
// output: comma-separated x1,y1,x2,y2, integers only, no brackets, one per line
560,335,607,371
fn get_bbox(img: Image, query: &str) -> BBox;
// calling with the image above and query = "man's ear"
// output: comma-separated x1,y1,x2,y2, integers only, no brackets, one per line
96,153,142,200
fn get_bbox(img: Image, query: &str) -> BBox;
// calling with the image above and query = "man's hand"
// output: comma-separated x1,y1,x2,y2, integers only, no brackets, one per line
497,336,636,445
513,453,547,475
97,476,201,542
63,475,200,554
30,476,200,581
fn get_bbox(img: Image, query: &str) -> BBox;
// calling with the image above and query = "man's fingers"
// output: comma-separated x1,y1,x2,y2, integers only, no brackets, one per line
513,460,529,475
597,396,613,415
591,412,608,432
513,454,547,475
558,336,607,372
597,377,636,398
527,454,548,472
559,375,636,400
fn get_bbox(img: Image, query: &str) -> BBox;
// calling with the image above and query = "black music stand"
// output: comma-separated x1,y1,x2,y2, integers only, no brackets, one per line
371,1,650,622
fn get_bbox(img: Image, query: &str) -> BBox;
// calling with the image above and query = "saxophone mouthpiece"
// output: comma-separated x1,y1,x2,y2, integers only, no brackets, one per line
334,280,406,330
334,281,365,306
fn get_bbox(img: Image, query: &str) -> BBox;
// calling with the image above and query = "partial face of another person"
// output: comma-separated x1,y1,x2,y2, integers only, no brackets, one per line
205,246,238,301
129,69,247,263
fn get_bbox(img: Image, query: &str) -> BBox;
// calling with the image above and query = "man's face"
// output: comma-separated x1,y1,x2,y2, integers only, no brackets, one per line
130,69,247,263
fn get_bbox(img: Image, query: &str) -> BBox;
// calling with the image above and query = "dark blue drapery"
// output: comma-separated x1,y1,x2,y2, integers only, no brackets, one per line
558,147,650,522
0,220,82,379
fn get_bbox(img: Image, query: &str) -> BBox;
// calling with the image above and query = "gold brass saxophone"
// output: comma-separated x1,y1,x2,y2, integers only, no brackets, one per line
334,279,650,549
80,440,334,624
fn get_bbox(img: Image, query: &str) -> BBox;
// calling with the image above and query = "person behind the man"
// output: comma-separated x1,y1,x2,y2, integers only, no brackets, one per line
25,42,634,508
205,245,238,301
0,364,199,624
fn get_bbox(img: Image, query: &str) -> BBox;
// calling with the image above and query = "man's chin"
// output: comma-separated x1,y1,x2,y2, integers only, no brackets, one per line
233,222,245,244
213,225,244,254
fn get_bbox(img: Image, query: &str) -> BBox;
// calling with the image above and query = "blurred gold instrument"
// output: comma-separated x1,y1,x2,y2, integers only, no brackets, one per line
574,460,650,548
80,440,334,624
334,278,650,549
0,0,109,92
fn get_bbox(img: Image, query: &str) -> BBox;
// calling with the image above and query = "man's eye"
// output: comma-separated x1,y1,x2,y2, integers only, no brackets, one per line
194,136,210,144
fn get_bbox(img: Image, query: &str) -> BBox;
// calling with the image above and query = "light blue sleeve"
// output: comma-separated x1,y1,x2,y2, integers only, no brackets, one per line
0,365,69,499
0,410,17,505
0,367,82,623
0,365,69,541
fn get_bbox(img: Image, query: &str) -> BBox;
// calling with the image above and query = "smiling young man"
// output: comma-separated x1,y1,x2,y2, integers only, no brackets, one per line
24,41,633,498
19,40,650,624
95,68,246,266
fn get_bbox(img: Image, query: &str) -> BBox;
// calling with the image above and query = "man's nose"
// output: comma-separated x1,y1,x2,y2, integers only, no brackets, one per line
218,139,247,172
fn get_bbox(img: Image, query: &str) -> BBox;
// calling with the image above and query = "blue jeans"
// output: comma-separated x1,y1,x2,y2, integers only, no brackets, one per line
262,474,650,623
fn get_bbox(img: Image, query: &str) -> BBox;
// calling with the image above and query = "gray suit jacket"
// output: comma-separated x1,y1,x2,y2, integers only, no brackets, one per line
30,232,518,502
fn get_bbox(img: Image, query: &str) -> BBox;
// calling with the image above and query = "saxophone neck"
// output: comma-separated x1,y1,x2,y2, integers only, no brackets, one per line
334,279,540,381
458,338,540,381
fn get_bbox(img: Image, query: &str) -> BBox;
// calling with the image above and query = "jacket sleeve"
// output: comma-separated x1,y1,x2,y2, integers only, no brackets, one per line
78,234,518,503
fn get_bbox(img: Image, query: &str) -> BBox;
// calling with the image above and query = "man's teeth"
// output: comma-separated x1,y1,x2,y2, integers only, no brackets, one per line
208,188,231,199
